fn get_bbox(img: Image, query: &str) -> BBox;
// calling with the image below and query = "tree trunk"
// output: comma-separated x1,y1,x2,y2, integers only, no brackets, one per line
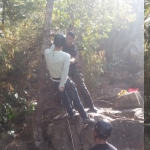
32,0,55,149
2,0,5,26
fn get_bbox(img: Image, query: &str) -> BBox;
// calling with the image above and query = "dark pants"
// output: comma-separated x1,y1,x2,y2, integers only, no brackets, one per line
52,78,88,119
70,71,94,108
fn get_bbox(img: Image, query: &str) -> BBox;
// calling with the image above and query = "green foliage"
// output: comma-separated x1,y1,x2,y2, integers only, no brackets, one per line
145,0,150,18
81,50,104,91
0,92,37,130
52,0,136,90
0,0,45,75
53,0,136,31
144,2,150,147
0,0,141,134
144,0,150,113
0,0,45,132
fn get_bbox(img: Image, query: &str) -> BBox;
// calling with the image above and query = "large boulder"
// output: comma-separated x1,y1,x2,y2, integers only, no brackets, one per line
134,108,144,121
47,111,143,150
122,39,144,74
114,91,143,108
96,88,122,101
109,119,143,150
103,108,144,120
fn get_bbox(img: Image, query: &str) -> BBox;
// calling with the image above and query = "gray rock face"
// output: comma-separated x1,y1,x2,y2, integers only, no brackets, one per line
47,113,144,150
114,91,143,108
134,108,144,121
0,132,14,150
132,70,144,89
97,88,122,100
122,40,144,74
109,119,143,150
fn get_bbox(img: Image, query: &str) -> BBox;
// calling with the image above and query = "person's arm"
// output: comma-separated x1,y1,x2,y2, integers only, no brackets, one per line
50,43,55,50
59,54,70,91
43,43,55,56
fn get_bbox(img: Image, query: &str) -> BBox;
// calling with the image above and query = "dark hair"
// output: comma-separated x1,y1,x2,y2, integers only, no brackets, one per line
94,119,112,140
67,31,75,39
94,130,108,140
54,34,65,47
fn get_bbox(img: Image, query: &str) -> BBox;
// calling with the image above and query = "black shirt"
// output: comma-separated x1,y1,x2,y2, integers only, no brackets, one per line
63,43,78,74
89,143,117,150
62,43,77,58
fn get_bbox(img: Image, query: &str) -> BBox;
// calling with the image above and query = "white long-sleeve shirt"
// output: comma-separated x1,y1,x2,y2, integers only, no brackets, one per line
44,46,70,87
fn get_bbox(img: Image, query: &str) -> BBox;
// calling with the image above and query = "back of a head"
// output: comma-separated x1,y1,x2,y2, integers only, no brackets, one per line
54,34,65,47
94,119,112,140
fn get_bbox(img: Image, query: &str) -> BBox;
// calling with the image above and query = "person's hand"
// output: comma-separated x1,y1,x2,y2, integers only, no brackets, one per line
70,58,75,64
59,86,65,92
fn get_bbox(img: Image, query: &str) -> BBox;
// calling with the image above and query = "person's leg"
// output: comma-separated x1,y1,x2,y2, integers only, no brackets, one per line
65,78,88,119
71,72,99,112
59,90,75,116
52,81,74,116
71,72,94,107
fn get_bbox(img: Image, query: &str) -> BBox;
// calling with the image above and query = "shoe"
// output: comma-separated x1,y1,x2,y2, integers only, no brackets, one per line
82,117,95,124
88,106,99,113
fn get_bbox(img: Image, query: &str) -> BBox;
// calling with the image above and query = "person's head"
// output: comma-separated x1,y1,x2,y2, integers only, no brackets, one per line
54,34,65,48
66,31,75,46
93,119,112,142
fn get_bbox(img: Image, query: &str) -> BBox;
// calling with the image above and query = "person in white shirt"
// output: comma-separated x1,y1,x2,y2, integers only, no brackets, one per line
49,31,99,113
44,34,95,124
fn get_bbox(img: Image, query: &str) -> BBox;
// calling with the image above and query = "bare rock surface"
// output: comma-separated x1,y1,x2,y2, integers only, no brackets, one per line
114,91,143,108
47,107,144,150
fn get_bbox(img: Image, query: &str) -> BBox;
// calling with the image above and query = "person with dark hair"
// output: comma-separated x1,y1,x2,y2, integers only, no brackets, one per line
89,119,117,150
44,34,95,124
62,31,99,112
